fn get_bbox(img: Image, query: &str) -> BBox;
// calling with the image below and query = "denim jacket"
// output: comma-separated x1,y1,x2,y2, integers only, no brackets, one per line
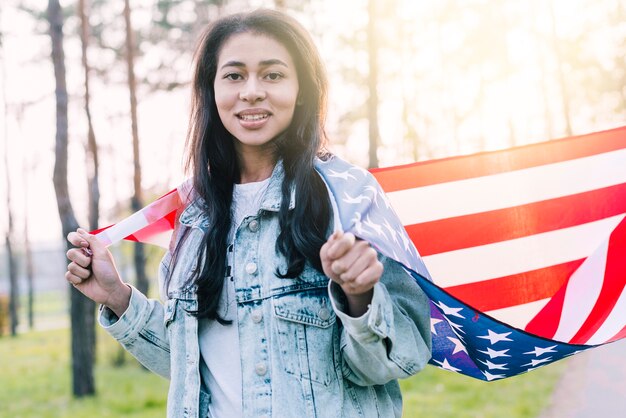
99,158,432,418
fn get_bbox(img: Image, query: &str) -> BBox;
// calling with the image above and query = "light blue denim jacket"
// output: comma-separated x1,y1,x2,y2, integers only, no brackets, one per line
99,159,432,418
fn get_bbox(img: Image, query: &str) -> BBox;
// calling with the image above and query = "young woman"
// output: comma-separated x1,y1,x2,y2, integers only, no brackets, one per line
65,9,432,418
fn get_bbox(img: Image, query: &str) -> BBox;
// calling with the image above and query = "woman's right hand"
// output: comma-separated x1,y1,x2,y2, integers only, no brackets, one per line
66,228,131,317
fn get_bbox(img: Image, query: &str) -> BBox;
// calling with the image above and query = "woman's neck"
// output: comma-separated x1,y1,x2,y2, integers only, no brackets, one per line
237,147,277,184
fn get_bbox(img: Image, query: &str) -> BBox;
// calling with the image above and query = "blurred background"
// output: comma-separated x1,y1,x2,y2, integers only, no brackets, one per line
1,0,625,416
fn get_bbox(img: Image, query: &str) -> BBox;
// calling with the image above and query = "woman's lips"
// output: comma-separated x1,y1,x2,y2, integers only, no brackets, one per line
236,110,271,129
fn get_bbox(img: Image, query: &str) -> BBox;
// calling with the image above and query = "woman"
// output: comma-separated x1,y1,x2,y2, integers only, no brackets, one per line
66,9,431,418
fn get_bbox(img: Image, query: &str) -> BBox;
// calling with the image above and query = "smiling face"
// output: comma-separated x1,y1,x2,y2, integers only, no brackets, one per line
214,32,300,157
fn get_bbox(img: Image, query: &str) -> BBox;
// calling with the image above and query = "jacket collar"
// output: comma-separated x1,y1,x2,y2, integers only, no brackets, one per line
178,160,295,228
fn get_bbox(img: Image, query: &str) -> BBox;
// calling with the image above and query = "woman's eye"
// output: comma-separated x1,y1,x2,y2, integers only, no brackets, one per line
225,73,243,81
265,72,284,81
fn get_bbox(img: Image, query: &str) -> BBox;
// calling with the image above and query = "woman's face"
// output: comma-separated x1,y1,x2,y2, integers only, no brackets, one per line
214,32,300,154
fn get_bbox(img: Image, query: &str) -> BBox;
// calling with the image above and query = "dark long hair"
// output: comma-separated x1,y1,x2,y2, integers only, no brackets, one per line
170,9,332,321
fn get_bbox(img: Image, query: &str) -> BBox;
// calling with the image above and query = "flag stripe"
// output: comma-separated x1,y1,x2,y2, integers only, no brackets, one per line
609,324,626,342
422,215,624,287
587,286,626,345
488,298,551,331
570,219,626,344
444,260,583,312
372,126,626,191
551,241,609,342
406,183,626,256
143,189,182,224
387,148,626,225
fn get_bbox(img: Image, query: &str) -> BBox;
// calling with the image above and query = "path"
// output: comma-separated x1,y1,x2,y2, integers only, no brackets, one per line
540,339,626,418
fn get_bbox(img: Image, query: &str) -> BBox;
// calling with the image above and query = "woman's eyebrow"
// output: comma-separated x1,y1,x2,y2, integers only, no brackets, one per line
220,59,289,70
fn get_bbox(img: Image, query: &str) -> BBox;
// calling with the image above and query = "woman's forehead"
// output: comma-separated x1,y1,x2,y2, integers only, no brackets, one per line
217,32,295,68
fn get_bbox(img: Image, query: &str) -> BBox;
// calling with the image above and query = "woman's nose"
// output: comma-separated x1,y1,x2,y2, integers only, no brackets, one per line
239,79,266,103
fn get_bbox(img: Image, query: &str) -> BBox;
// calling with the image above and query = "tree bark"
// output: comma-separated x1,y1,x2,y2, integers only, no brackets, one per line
1,8,19,337
79,0,100,233
548,0,573,136
47,0,95,397
124,0,148,296
23,163,34,330
367,0,380,169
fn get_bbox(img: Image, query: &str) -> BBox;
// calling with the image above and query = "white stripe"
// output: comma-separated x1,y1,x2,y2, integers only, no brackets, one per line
552,240,609,343
423,215,624,287
388,149,626,225
96,211,149,246
586,285,626,345
141,230,173,250
485,298,550,330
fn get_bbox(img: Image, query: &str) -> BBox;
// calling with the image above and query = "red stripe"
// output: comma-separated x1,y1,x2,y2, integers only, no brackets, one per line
609,324,626,343
406,183,626,256
569,218,626,344
525,282,568,340
444,260,583,313
372,126,626,192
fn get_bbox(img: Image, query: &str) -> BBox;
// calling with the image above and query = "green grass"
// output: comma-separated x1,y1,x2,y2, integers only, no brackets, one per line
0,328,169,417
400,361,562,418
0,328,563,417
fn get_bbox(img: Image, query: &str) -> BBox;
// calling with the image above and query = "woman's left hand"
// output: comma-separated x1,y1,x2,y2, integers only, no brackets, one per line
320,231,383,316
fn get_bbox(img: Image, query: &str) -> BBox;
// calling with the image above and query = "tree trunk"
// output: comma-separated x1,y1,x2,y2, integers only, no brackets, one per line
23,163,35,330
530,0,554,139
124,0,148,296
367,0,380,169
547,0,573,136
79,0,100,233
47,0,95,397
1,12,19,337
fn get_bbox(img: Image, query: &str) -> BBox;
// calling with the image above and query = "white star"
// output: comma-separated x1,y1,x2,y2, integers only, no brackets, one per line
430,318,443,335
434,301,465,319
380,193,392,209
564,350,584,358
349,166,368,177
399,229,411,251
351,212,365,235
478,358,509,370
433,358,462,372
522,357,552,368
482,370,506,381
448,321,466,335
477,347,511,359
328,169,356,181
343,192,372,205
363,214,386,238
447,337,468,355
524,345,558,357
391,249,400,261
382,219,399,244
364,185,380,206
478,330,513,345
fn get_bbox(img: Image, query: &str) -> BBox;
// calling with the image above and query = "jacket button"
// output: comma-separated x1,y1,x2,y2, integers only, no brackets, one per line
248,220,259,232
245,262,257,274
255,362,267,376
318,307,331,321
251,310,263,323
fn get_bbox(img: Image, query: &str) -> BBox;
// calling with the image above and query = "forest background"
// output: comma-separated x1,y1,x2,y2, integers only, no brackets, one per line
1,0,625,416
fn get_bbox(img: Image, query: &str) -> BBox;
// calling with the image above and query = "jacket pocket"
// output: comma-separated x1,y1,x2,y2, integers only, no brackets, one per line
164,298,178,327
273,287,338,386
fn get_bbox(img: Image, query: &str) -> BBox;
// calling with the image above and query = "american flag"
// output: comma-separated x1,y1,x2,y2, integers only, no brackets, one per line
96,126,626,380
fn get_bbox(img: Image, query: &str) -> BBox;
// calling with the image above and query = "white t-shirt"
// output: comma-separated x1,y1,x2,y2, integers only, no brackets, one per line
198,178,270,418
